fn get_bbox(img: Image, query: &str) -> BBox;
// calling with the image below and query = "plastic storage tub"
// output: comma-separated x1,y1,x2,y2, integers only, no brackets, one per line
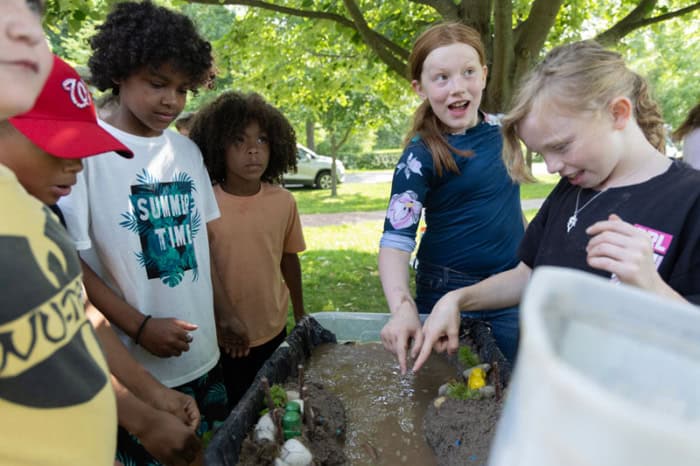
309,311,427,342
206,311,510,464
489,266,700,466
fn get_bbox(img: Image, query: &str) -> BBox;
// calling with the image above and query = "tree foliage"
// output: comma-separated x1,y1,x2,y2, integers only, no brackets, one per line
45,0,700,144
184,0,700,113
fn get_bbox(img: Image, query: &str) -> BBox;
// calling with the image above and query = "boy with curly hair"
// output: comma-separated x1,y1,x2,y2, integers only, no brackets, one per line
189,91,307,407
58,1,247,463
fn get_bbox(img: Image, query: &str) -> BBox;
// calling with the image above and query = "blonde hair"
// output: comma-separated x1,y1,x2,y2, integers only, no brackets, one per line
406,22,486,177
502,40,666,183
672,101,700,142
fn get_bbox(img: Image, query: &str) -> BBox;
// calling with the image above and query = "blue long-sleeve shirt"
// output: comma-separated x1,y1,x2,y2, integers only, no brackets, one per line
380,115,523,276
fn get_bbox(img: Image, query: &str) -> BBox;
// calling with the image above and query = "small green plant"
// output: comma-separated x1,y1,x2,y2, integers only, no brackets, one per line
445,381,482,401
458,346,480,368
260,383,288,416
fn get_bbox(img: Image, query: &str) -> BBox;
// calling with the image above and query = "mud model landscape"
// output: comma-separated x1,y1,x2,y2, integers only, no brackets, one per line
205,316,510,465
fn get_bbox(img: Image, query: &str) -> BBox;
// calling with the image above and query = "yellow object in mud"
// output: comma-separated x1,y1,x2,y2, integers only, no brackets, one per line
467,367,486,390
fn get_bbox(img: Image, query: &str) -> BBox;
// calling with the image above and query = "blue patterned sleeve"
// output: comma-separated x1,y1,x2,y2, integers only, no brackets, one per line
379,140,434,253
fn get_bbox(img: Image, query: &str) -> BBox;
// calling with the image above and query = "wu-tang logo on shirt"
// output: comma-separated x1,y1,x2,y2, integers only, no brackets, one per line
120,169,202,288
0,208,108,408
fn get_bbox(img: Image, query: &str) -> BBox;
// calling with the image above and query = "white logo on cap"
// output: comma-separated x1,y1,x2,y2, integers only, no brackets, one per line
62,78,91,109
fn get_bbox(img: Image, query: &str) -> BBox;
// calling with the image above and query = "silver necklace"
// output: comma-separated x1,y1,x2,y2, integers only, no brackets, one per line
567,188,606,233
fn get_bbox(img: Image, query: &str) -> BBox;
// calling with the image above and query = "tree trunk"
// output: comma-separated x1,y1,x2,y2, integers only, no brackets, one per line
305,119,315,151
330,135,338,198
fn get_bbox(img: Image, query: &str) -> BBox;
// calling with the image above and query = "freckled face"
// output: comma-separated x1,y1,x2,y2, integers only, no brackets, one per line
109,63,193,137
413,42,487,134
0,0,52,118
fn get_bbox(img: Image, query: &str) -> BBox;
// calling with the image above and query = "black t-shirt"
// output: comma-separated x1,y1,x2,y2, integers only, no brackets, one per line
520,160,700,304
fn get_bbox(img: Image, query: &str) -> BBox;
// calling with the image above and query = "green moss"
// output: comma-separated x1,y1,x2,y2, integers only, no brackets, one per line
458,346,480,368
446,381,482,401
259,384,288,416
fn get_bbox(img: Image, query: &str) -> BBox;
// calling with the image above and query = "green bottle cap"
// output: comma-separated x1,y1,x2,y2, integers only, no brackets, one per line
285,401,301,412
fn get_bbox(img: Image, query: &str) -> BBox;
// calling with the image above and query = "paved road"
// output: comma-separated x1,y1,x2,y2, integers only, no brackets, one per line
301,198,546,227
303,164,550,226
345,163,550,184
344,170,393,183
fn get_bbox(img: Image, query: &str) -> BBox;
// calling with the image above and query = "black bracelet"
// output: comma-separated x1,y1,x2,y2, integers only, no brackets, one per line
134,315,152,345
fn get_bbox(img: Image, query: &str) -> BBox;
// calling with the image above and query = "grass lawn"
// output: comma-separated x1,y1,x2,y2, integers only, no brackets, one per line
286,171,557,323
291,183,391,215
291,173,557,215
287,219,397,328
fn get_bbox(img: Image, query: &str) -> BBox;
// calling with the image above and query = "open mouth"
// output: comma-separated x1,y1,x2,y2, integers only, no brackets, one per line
564,171,584,185
448,100,470,111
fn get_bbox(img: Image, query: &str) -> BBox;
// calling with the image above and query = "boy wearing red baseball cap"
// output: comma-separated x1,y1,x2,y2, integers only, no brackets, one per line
5,54,133,204
2,54,202,465
0,53,129,465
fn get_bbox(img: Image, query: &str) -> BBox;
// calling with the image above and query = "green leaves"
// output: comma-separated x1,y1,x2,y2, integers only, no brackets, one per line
44,0,700,145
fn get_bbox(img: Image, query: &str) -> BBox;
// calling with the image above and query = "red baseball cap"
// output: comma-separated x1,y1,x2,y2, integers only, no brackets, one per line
9,55,133,159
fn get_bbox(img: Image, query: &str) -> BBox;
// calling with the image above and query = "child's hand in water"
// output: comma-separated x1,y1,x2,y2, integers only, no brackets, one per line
380,300,424,376
413,290,462,373
217,313,250,358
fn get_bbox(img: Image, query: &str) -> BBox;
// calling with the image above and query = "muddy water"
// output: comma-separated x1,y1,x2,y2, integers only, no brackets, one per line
305,342,456,466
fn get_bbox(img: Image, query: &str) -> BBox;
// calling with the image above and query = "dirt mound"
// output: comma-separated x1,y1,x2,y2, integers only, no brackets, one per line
424,396,504,466
237,381,347,466
423,321,510,466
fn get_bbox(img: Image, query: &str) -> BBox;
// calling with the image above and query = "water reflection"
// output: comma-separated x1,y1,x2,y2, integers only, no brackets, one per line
305,342,456,465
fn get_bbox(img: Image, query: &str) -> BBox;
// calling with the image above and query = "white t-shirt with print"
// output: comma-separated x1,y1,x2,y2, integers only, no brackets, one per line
59,121,220,387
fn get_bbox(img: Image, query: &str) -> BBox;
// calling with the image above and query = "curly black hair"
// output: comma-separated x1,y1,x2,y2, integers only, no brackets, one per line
88,1,214,95
189,91,298,185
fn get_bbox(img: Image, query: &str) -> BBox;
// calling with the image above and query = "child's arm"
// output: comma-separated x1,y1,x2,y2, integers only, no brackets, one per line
210,256,250,358
281,252,306,322
378,247,423,375
81,259,197,357
86,303,200,429
413,261,531,372
111,374,201,466
91,302,202,465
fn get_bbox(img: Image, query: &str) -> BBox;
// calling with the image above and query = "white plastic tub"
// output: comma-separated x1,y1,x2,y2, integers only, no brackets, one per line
489,266,700,466
310,311,427,342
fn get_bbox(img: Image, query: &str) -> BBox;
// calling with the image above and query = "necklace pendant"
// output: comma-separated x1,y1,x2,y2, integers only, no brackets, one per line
567,215,577,233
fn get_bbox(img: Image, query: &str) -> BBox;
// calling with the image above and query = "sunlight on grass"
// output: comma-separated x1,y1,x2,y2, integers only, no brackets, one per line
295,221,385,317
290,183,390,215
296,211,543,316
292,174,557,215
521,173,558,199
287,172,553,325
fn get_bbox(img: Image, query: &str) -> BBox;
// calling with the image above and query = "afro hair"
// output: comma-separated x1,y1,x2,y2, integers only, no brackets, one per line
189,91,298,185
89,0,214,95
